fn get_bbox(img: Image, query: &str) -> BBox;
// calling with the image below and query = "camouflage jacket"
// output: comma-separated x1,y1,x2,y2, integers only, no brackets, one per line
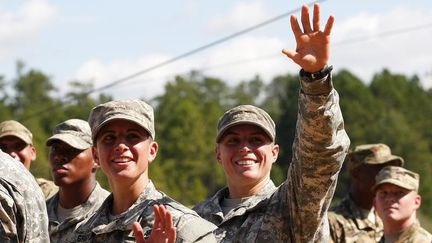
71,181,217,243
36,177,59,199
328,194,383,243
193,73,350,243
46,182,109,243
379,222,432,243
0,150,50,243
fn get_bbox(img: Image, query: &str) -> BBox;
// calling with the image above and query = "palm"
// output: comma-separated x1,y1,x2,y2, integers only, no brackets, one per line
282,4,334,73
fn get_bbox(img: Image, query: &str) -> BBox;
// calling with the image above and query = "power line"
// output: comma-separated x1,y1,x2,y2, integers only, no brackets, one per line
19,0,324,121
121,22,432,89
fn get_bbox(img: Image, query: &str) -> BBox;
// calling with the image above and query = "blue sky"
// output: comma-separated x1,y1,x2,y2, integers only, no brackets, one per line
1,0,431,100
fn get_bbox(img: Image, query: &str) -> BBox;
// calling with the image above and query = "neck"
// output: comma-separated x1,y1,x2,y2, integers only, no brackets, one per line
384,214,417,236
59,177,96,209
110,175,149,215
227,177,270,199
350,185,373,210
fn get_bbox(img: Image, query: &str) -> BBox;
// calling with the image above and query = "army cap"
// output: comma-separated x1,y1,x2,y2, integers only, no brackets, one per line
46,119,92,150
216,105,275,143
348,143,404,171
373,166,419,192
88,99,155,142
0,120,33,145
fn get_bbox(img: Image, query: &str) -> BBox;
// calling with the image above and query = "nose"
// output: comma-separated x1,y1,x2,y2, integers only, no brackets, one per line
239,143,252,155
114,142,128,153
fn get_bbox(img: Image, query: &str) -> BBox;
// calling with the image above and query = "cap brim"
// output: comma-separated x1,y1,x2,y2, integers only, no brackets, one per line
0,132,32,145
372,179,416,192
92,116,153,142
216,120,274,142
46,134,91,150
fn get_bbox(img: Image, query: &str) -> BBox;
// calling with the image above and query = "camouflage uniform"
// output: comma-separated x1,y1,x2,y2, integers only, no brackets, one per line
327,143,403,243
378,222,432,243
71,181,217,243
36,177,59,199
328,195,383,243
46,182,109,243
194,71,350,242
0,150,49,243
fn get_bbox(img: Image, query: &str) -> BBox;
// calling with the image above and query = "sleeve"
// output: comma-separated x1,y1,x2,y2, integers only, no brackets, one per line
282,71,350,242
0,186,20,242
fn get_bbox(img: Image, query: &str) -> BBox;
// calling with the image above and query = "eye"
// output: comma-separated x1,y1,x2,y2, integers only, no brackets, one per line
225,136,240,145
249,136,265,146
100,133,116,144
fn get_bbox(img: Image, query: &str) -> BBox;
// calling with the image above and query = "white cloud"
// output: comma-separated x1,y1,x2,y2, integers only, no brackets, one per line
0,0,57,58
208,0,270,34
70,4,432,101
332,5,432,88
72,54,197,100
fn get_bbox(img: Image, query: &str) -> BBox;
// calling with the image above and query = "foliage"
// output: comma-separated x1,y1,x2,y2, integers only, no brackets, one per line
0,62,431,221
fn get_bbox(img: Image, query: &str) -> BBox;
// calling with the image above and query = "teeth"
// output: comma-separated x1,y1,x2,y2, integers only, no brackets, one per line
112,157,131,163
236,160,255,166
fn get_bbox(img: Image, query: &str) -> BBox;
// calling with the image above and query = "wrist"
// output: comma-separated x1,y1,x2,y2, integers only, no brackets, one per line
300,65,333,81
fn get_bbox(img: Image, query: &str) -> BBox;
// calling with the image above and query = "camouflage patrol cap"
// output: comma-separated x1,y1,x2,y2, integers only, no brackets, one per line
216,105,275,143
46,119,92,150
88,99,155,141
373,166,419,192
348,143,404,172
0,120,33,144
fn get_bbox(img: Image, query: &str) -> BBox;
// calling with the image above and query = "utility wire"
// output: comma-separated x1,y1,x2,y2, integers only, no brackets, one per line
19,0,324,121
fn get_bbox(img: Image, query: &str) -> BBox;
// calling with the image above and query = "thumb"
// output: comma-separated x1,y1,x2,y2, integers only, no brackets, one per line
282,48,298,60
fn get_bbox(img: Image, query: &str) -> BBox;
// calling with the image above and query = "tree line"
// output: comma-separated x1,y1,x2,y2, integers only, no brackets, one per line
1,62,431,219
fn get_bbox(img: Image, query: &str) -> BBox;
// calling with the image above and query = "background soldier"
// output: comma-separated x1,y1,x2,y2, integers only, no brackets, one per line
373,166,432,242
0,120,58,198
45,119,109,242
0,149,49,242
328,143,404,242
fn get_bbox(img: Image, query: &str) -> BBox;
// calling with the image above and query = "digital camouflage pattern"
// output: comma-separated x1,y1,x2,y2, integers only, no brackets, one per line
88,99,155,141
36,177,58,199
378,222,432,243
373,166,419,192
0,150,49,243
194,73,350,242
46,182,109,243
46,119,92,150
328,195,383,243
69,181,217,243
0,120,33,145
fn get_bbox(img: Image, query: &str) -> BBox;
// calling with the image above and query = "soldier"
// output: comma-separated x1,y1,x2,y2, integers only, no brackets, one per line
0,120,58,198
192,3,350,242
328,144,404,242
0,149,49,242
71,99,217,242
373,166,432,242
45,119,110,242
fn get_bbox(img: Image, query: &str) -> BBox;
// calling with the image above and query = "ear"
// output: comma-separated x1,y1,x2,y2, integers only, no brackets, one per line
414,194,421,210
271,144,279,163
148,141,158,163
215,145,222,164
92,146,100,166
30,146,37,161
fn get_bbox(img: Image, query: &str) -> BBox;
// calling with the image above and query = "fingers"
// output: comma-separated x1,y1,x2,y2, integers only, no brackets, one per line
168,228,176,243
301,5,312,33
324,15,335,35
290,15,302,42
282,48,296,59
312,3,320,32
132,222,145,243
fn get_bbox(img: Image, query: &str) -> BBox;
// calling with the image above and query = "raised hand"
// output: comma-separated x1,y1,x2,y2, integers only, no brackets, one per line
282,3,334,73
132,204,176,243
